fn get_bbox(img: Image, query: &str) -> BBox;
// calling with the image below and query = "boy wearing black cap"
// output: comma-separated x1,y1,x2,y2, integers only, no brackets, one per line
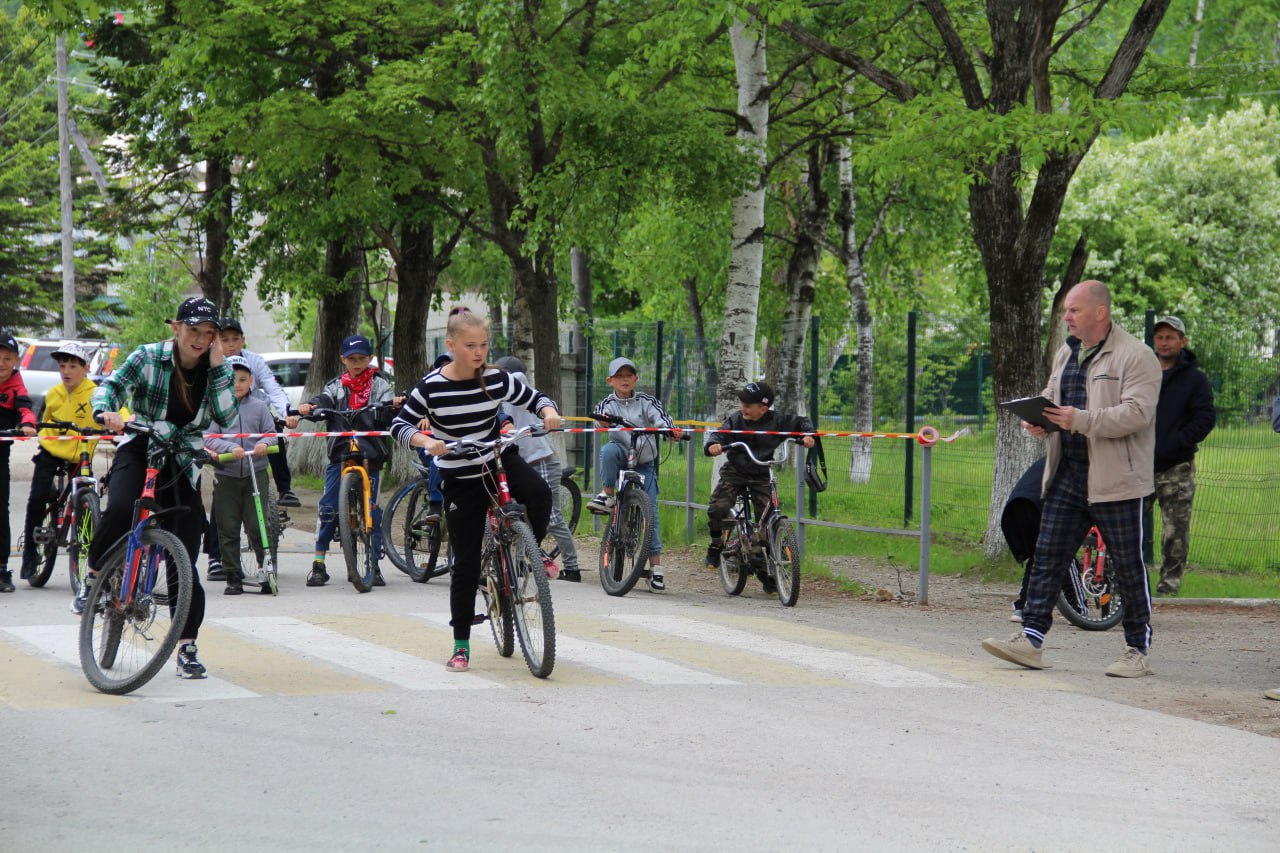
297,334,400,588
704,381,814,589
0,331,37,592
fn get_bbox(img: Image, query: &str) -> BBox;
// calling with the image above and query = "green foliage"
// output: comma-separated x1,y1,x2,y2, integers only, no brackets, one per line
113,241,189,351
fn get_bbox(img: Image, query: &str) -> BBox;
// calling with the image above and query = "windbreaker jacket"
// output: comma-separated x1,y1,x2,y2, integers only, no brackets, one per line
39,379,120,462
306,371,396,467
1153,348,1215,472
705,409,815,479
0,370,36,431
1039,322,1160,503
204,394,278,478
593,390,675,467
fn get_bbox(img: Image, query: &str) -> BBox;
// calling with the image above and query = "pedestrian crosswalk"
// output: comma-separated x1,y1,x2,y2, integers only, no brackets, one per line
0,610,971,708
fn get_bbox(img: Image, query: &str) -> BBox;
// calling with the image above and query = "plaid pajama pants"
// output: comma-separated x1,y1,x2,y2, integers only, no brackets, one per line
1022,457,1153,651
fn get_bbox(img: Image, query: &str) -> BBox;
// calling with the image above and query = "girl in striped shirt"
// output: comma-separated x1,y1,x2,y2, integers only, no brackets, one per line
391,308,562,672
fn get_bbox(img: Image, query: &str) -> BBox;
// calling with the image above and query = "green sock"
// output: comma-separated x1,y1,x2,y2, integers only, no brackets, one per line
313,552,325,562
454,639,470,654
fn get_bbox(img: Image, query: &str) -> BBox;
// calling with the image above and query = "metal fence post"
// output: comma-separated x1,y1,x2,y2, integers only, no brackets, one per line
796,445,807,555
809,313,819,519
686,432,697,539
656,321,664,401
904,311,917,526
919,443,932,605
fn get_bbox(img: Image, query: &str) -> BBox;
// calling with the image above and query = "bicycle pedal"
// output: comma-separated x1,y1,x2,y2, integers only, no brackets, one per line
32,527,54,546
471,613,489,625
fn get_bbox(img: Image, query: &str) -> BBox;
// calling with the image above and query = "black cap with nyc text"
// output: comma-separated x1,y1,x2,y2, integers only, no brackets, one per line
737,381,774,406
173,297,219,327
0,331,19,354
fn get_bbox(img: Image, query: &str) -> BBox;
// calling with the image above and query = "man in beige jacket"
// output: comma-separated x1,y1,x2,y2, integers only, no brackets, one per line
983,280,1160,677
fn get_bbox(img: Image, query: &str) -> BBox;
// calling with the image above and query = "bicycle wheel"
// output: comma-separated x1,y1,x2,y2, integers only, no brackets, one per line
1056,553,1123,631
558,474,581,534
719,510,750,596
597,486,652,597
770,518,801,607
507,519,555,678
338,470,375,593
79,527,194,695
381,478,420,575
481,533,514,657
27,499,61,588
67,490,100,596
405,481,448,582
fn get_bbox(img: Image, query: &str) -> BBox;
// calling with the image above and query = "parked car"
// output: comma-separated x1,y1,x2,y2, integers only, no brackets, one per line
19,339,122,416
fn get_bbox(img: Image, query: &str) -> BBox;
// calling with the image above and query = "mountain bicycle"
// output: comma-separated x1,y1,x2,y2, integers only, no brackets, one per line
23,420,113,592
717,441,802,607
440,425,556,678
590,412,678,597
302,404,395,593
1056,525,1123,631
382,448,451,583
79,421,196,695
212,444,284,595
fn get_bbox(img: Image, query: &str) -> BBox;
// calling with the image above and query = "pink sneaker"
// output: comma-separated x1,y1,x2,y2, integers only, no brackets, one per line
446,649,469,672
543,556,561,580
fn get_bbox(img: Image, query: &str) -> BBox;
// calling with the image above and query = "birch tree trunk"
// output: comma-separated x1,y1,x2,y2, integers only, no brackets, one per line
714,20,769,422
837,143,874,482
774,142,828,415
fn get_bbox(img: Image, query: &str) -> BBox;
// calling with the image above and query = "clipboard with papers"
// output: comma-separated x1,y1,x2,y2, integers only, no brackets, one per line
999,395,1062,432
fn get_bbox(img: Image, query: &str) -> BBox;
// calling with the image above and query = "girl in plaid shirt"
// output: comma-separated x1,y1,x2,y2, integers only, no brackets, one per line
85,297,238,679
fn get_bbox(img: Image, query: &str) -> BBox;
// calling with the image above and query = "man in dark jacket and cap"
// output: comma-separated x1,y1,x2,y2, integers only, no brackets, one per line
1145,316,1216,596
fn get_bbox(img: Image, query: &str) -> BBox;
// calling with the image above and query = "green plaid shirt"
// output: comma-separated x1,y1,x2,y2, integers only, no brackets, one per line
92,340,238,485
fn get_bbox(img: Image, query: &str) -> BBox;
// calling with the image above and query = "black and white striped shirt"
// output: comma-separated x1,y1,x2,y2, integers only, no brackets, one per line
390,367,557,479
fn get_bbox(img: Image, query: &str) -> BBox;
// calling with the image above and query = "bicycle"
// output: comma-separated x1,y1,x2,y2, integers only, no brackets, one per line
590,412,676,597
382,449,451,583
302,404,395,593
1056,525,1123,631
22,420,113,593
558,466,582,533
439,425,556,678
212,444,284,595
716,441,802,607
78,421,196,695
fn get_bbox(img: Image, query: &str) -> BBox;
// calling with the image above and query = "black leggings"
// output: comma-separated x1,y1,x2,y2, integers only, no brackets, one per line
89,439,206,642
442,450,551,641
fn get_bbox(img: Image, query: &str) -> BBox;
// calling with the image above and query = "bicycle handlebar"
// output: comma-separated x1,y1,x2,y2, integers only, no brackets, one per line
36,420,116,435
592,411,687,438
722,440,795,467
300,403,397,424
436,424,547,459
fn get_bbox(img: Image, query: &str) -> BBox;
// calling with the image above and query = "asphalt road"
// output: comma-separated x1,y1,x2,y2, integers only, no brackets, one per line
2,474,1278,851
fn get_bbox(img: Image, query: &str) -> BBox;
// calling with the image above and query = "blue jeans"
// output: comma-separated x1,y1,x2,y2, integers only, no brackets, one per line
316,462,383,559
599,443,661,556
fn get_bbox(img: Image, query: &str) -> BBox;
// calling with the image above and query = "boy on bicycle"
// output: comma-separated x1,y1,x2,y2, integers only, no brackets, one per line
297,334,399,588
704,381,814,591
587,356,682,592
203,355,278,595
0,332,40,592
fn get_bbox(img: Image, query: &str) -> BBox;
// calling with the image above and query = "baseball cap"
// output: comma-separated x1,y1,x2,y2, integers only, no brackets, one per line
738,381,774,406
173,296,219,327
340,334,373,357
495,355,526,375
51,341,91,365
219,317,245,334
431,352,454,370
224,354,252,372
607,357,637,377
1153,316,1186,336
0,331,20,354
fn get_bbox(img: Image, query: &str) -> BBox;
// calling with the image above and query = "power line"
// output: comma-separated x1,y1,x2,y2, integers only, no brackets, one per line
0,80,50,127
0,124,57,171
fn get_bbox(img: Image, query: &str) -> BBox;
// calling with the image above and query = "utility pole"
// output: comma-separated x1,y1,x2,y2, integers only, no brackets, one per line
56,35,76,338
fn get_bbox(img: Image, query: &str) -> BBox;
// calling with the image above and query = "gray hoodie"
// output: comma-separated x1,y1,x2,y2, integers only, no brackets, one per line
592,391,674,467
500,370,556,463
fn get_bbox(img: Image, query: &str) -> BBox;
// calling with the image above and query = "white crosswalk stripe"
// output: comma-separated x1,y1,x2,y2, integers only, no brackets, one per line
1,624,259,702
212,615,500,691
413,612,739,685
610,614,966,689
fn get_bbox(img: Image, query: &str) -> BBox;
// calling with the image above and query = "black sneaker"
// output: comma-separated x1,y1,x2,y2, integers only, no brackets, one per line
71,575,94,614
277,490,302,508
559,569,582,583
307,561,329,587
206,560,226,582
224,573,243,595
19,558,36,580
705,544,722,569
0,570,13,593
176,642,207,679
426,501,443,525
373,568,386,587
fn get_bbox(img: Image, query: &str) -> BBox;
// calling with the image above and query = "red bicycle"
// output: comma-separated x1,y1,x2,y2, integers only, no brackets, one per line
1056,525,1124,631
79,422,196,694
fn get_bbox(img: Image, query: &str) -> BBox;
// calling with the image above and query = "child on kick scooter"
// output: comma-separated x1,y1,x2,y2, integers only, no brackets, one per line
204,355,278,595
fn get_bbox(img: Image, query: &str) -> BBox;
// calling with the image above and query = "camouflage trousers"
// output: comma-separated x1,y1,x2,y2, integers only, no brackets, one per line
1142,461,1196,593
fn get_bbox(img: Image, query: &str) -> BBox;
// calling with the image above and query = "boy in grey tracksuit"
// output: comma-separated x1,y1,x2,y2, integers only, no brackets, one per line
588,356,682,591
495,357,582,582
204,356,278,595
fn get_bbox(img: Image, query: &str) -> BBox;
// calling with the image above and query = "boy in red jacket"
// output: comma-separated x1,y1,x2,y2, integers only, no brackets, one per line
0,331,38,592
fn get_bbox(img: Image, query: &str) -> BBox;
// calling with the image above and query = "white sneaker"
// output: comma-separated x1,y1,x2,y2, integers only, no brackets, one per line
586,492,616,515
981,633,1045,669
1009,607,1023,623
648,572,665,592
1105,646,1152,678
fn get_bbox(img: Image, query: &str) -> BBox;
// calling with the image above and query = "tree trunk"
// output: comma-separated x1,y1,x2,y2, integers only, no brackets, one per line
683,276,717,401
835,143,876,482
775,142,827,415
1044,233,1090,375
198,154,233,315
715,20,769,421
390,220,438,390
